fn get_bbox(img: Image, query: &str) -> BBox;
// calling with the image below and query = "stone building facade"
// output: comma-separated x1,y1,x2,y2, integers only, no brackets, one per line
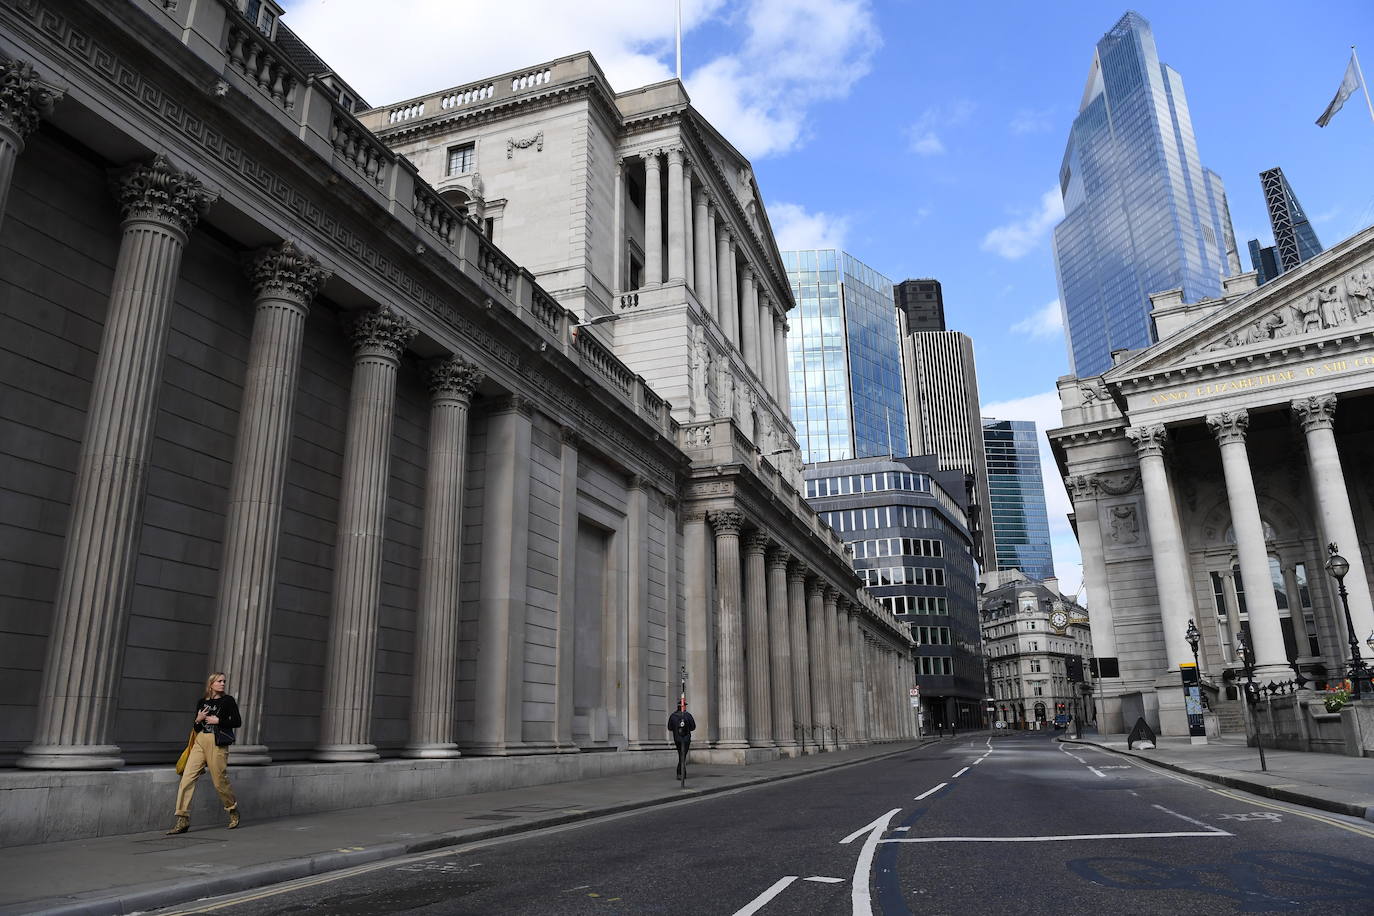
0,0,914,845
1050,225,1374,736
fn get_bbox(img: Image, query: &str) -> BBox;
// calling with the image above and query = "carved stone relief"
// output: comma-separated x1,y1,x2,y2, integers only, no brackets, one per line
1108,504,1140,545
1201,257,1374,352
689,324,710,418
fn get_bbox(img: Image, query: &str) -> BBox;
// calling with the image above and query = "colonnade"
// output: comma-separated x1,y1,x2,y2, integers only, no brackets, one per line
619,148,791,412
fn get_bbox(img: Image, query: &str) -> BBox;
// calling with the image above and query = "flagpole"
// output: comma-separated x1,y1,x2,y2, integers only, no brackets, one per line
1353,45,1374,124
676,0,683,80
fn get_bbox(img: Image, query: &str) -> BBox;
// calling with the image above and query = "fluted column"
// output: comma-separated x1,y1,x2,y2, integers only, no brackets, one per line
210,242,329,766
315,307,416,762
626,476,651,748
643,151,663,286
0,58,62,232
767,547,795,749
774,317,790,412
716,227,736,346
21,157,214,771
806,579,832,748
742,531,772,746
1127,424,1199,675
1293,396,1374,642
470,396,534,755
823,588,843,748
693,189,712,314
404,357,483,758
666,149,686,283
710,510,747,748
553,428,581,751
740,265,760,376
706,203,719,320
612,158,624,292
1065,476,1118,662
849,611,867,743
1207,410,1287,673
681,158,694,288
683,511,716,743
834,598,852,747
759,298,776,397
787,561,812,751
662,494,680,726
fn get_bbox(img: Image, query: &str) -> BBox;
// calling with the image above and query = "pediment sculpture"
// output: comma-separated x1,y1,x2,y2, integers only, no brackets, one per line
1200,259,1374,353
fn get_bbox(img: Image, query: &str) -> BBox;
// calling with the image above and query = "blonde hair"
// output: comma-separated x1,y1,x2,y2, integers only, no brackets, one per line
203,672,227,699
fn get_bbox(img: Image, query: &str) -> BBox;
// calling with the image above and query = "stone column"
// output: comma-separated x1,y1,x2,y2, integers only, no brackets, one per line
1127,424,1198,674
1293,395,1374,642
553,427,580,751
20,157,213,771
1207,410,1287,673
0,59,61,231
683,511,715,742
694,189,712,315
315,307,416,762
1064,474,1121,732
612,158,624,292
834,598,852,747
759,297,776,397
706,203,719,321
775,318,791,415
666,148,686,283
404,357,483,758
716,227,736,346
823,588,843,748
742,531,772,746
662,495,680,721
626,476,651,748
710,510,747,748
806,578,832,748
767,546,795,750
470,396,534,754
209,242,329,766
643,151,663,286
849,611,867,744
740,265,760,377
681,160,694,289
787,561,812,751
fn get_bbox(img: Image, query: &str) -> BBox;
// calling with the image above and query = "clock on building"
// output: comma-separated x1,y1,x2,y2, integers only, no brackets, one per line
1049,609,1069,631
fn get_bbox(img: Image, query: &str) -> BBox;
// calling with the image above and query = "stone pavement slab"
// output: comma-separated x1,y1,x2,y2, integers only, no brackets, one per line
0,739,943,916
1062,733,1374,822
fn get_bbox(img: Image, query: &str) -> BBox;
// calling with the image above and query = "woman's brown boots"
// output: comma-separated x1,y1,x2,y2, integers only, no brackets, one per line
227,807,240,829
165,815,189,835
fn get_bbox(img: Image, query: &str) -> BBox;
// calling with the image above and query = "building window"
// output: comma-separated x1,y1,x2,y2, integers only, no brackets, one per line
447,143,475,176
1294,562,1320,656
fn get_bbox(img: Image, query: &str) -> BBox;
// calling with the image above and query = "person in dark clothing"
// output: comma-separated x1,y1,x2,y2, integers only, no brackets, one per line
667,700,696,778
167,672,242,834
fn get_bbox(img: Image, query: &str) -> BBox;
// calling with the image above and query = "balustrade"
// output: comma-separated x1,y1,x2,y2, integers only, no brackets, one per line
226,21,299,111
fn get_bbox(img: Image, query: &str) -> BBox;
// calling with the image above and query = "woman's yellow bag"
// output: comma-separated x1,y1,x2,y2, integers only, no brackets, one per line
174,731,196,775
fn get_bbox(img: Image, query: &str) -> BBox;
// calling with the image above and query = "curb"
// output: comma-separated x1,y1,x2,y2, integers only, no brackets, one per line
10,740,940,916
1060,738,1374,823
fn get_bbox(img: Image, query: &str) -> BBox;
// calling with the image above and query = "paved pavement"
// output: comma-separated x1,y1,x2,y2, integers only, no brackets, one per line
3,730,1371,916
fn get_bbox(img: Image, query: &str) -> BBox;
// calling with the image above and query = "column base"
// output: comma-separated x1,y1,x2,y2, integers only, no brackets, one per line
312,744,379,762
400,743,461,759
712,738,749,750
227,744,272,766
18,744,124,770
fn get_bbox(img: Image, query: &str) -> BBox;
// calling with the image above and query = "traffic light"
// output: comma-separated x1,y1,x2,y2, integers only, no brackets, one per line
1067,655,1084,683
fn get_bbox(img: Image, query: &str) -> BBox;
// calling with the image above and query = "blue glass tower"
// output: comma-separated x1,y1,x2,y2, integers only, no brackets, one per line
1053,11,1238,377
782,249,908,464
981,419,1055,581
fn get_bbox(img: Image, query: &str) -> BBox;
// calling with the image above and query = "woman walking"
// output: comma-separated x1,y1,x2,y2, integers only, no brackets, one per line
167,672,241,835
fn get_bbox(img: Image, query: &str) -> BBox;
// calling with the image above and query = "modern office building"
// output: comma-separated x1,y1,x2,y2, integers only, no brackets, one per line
981,418,1055,580
1053,10,1239,377
782,250,908,464
1247,167,1323,286
804,456,985,729
895,278,945,332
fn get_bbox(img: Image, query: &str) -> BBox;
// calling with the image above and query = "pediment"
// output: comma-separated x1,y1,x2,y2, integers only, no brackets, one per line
1109,226,1374,379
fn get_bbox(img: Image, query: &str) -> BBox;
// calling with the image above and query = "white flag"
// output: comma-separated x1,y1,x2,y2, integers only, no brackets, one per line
1316,54,1361,127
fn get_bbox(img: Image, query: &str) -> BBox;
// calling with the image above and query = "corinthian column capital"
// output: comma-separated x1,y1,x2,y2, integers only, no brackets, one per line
1291,394,1337,433
349,306,417,359
1126,424,1169,459
708,509,743,534
109,155,215,234
0,58,63,141
1206,409,1250,444
426,356,483,402
248,241,331,305
743,530,769,554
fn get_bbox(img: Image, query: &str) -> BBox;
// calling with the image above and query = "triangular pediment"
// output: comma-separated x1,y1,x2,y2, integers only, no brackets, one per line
1108,224,1374,380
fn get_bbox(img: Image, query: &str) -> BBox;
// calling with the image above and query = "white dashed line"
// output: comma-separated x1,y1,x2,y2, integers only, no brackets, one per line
805,876,844,883
1087,766,1108,778
732,876,798,916
952,766,970,778
1152,803,1226,832
914,783,947,801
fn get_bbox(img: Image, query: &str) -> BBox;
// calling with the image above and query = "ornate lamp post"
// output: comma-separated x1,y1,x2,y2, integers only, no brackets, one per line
1324,543,1368,700
1185,619,1203,679
1235,630,1267,772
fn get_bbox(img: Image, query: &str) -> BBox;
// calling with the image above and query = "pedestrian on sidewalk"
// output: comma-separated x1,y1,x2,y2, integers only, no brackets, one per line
167,672,241,835
667,700,695,778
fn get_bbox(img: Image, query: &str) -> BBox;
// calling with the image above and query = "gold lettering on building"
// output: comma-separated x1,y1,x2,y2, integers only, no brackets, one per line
1146,354,1374,405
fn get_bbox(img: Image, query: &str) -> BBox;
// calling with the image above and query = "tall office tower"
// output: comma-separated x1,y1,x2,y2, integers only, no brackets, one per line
899,324,995,568
981,418,1055,580
1053,10,1239,377
782,249,908,464
1247,167,1323,286
895,278,945,332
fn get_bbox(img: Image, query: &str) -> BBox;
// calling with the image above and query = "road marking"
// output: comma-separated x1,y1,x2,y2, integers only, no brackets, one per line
892,826,911,832
847,808,900,916
1152,803,1225,832
881,830,1232,843
952,766,970,778
971,758,983,764
1209,788,1374,838
1217,811,1283,822
732,876,798,916
913,783,947,801
805,876,844,883
1087,766,1108,778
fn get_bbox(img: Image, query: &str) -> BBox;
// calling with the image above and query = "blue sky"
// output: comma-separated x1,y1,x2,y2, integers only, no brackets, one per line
283,0,1374,596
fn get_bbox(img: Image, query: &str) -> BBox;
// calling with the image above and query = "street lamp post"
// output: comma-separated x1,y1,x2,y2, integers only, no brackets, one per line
1185,619,1203,679
1235,631,1267,772
1324,543,1370,700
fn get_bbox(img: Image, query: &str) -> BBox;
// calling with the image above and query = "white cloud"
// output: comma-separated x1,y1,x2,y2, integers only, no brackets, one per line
905,100,975,157
281,0,878,161
1009,107,1054,135
1010,299,1064,340
770,202,850,251
980,390,1083,600
981,187,1065,259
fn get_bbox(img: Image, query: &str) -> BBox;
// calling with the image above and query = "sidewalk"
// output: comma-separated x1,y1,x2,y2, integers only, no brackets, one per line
0,738,946,916
1062,731,1374,822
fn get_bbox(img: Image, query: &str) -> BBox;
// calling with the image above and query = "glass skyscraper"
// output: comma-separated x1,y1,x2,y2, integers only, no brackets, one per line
1053,11,1239,377
981,418,1055,581
782,249,908,464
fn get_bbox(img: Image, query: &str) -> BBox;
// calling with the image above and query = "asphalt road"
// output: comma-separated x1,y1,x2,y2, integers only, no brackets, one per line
150,732,1374,915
